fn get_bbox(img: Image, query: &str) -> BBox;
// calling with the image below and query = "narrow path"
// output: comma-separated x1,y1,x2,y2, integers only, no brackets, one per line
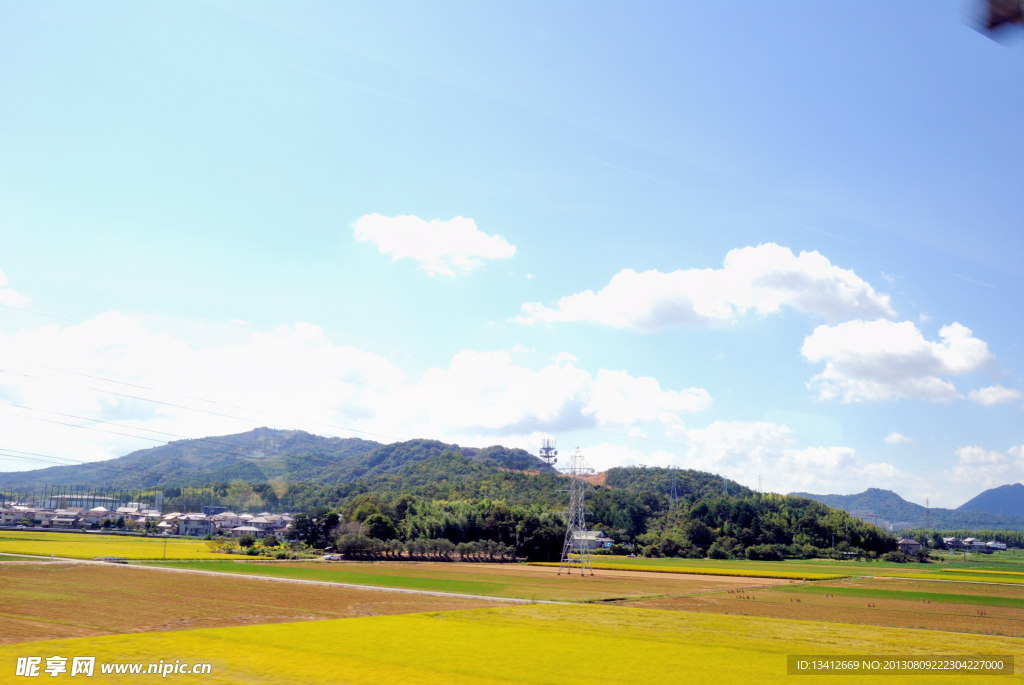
0,552,564,604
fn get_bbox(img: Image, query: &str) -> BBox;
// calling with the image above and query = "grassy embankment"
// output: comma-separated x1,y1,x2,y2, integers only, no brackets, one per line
1,604,1019,684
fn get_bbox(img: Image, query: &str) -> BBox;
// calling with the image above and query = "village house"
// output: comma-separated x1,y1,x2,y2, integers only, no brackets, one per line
572,530,614,550
1,507,37,525
943,537,965,550
897,537,922,555
178,514,216,537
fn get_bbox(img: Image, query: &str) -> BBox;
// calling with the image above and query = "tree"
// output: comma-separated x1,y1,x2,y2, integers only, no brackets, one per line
238,534,256,548
288,506,341,548
684,520,712,549
362,513,398,541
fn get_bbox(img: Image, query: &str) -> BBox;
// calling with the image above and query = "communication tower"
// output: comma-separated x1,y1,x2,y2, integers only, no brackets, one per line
559,448,595,576
539,438,558,466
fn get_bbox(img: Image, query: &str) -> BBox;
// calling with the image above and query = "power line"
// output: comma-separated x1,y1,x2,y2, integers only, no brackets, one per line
0,360,937,492
0,303,82,325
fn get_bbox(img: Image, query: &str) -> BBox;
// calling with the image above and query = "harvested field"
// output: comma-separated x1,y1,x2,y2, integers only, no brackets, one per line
2,604,1019,684
0,562,497,645
143,560,789,601
619,576,1024,636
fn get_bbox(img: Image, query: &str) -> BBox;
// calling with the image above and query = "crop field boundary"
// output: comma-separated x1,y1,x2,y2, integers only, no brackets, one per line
528,561,846,581
125,559,568,604
2,552,561,604
878,574,1024,588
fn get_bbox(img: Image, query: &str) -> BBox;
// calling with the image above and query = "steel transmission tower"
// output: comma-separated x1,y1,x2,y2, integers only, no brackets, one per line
558,448,595,576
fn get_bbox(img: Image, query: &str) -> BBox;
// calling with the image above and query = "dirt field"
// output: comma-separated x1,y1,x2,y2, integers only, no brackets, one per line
620,576,1024,636
147,559,791,601
0,561,498,645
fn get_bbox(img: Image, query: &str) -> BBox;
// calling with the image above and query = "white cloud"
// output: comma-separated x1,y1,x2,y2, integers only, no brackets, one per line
563,422,899,497
228,319,251,327
802,320,994,402
946,445,1024,490
884,432,915,444
515,243,894,330
352,214,515,276
968,385,1022,406
0,313,710,472
679,421,899,495
0,268,30,307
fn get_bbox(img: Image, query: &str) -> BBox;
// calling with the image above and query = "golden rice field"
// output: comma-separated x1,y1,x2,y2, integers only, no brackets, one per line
0,531,222,560
529,560,846,580
2,604,1019,684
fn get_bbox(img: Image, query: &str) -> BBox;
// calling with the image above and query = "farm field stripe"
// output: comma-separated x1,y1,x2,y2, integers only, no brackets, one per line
787,584,1024,608
939,568,1024,577
880,573,1024,587
528,561,845,580
122,561,559,604
0,604,1018,685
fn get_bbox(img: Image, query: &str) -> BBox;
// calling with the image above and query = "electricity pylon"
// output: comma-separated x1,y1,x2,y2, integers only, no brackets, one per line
558,448,595,576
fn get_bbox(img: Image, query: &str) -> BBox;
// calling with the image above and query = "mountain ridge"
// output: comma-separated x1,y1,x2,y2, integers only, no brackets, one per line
0,428,551,490
793,487,1024,530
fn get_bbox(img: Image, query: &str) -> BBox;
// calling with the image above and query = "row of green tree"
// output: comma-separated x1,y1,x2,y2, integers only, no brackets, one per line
280,452,897,561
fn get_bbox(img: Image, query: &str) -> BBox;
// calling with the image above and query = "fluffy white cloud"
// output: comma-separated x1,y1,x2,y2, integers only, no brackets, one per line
946,445,1024,490
352,214,516,276
563,422,900,497
0,313,709,472
884,432,915,444
0,268,29,307
382,351,711,444
681,421,899,494
802,320,994,402
967,385,1022,406
516,243,894,330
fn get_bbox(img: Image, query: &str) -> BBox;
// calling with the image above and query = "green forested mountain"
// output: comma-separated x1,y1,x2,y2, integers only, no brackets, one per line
1,430,909,561
0,428,549,490
283,456,897,561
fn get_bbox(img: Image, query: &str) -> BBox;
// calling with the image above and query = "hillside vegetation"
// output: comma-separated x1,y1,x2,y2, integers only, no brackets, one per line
1,429,899,562
0,428,549,490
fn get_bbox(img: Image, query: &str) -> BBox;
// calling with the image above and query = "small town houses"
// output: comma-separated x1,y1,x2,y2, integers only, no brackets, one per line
943,536,1008,553
0,504,293,539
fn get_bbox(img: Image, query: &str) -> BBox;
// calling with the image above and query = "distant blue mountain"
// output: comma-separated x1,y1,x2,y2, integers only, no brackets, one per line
957,483,1024,517
793,487,1024,530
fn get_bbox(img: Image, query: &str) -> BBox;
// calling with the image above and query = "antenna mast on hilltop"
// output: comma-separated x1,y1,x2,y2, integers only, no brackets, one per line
559,448,595,576
539,438,558,467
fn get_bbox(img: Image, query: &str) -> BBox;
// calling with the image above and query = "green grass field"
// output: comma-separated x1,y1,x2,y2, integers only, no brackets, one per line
140,559,783,602
0,531,222,560
0,553,33,562
531,560,845,580
587,554,931,576
1,604,1019,684
145,560,514,596
785,582,1024,609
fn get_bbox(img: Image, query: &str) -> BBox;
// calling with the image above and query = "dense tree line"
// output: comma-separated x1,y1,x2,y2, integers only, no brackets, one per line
278,452,897,561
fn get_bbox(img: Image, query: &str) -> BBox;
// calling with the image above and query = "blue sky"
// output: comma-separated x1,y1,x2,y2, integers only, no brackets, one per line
1,1,1021,506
